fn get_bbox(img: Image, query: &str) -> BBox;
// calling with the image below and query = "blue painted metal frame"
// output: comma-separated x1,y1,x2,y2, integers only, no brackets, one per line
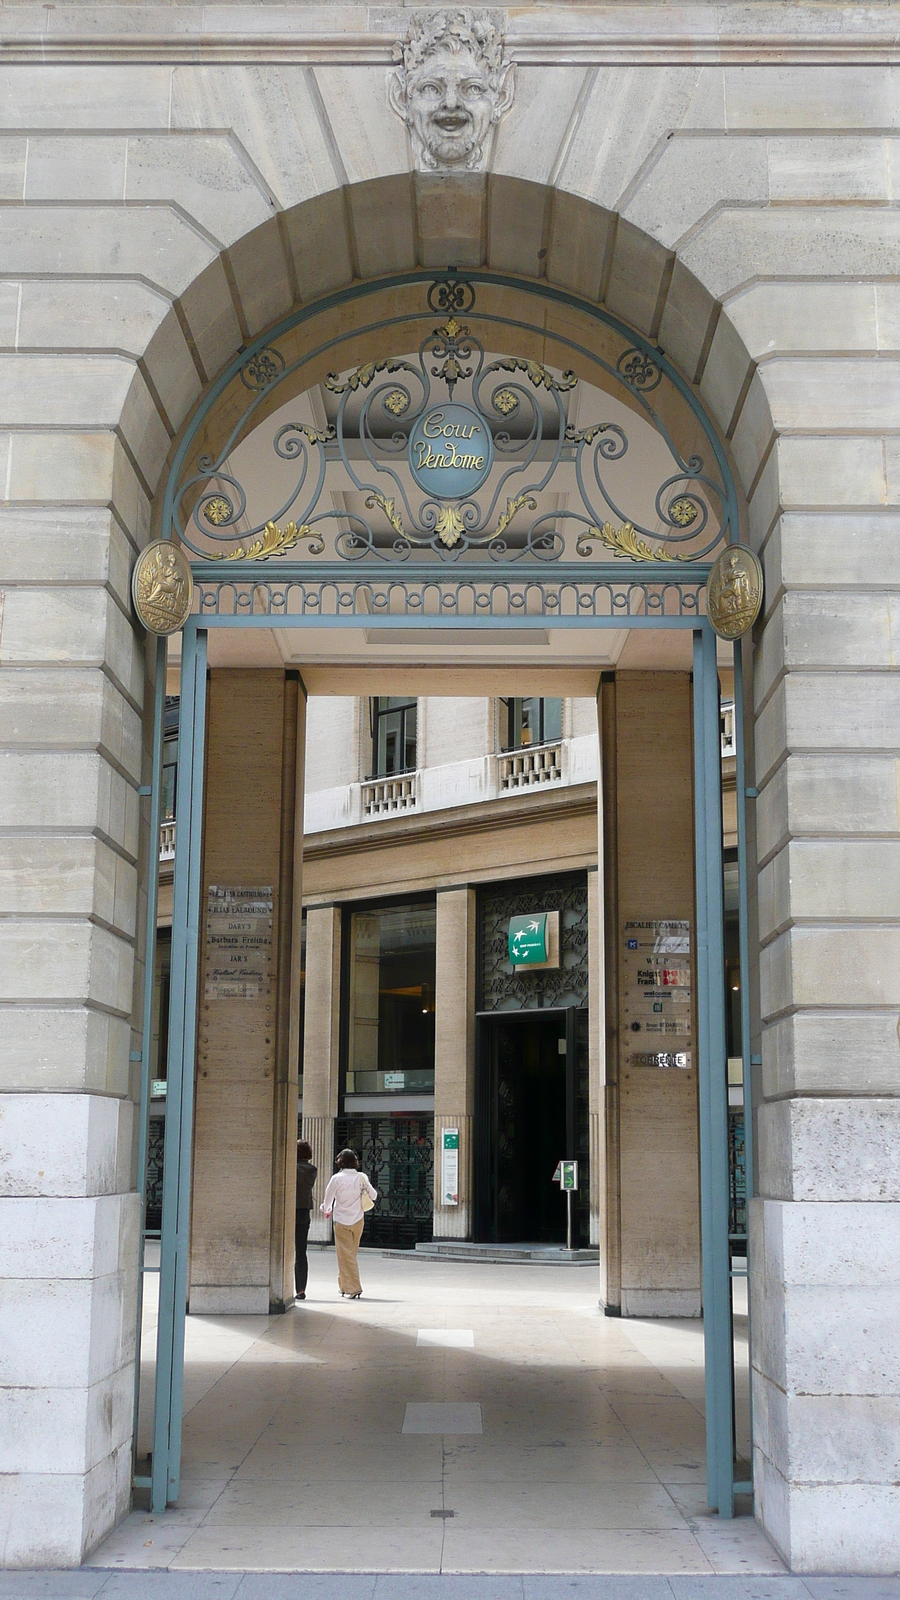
694,626,734,1518
151,626,208,1513
142,267,747,1521
148,609,737,1518
131,635,166,1488
732,639,755,1496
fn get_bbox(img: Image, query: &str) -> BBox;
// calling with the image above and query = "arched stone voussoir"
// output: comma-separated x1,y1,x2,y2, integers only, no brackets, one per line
164,176,710,408
130,176,772,540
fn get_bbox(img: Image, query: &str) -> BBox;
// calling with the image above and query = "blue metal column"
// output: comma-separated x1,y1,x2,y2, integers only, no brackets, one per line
732,642,755,1198
732,639,755,1498
151,624,208,1512
693,625,734,1518
132,636,167,1484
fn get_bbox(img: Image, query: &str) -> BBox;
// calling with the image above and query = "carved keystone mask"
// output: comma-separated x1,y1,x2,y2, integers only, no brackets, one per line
388,7,515,172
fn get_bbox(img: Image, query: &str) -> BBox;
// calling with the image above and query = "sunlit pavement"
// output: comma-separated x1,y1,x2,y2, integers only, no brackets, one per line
87,1252,780,1576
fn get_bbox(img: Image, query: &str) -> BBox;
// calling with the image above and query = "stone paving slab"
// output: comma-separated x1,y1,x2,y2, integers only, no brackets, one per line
2,1577,900,1600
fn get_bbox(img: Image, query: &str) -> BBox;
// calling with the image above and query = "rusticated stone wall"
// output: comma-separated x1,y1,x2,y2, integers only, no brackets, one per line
1,1,899,1569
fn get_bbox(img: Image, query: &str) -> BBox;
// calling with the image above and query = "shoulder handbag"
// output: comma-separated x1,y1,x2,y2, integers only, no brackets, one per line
359,1175,376,1213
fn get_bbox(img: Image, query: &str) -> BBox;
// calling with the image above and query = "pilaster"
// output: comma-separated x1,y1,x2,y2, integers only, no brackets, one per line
433,885,476,1239
188,670,300,1315
301,903,342,1242
614,672,701,1319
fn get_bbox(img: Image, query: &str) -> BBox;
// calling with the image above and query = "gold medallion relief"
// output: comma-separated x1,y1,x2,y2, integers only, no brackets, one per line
132,541,194,636
706,545,763,641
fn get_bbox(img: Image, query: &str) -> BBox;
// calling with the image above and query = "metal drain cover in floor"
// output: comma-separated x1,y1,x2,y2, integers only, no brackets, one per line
430,1509,456,1518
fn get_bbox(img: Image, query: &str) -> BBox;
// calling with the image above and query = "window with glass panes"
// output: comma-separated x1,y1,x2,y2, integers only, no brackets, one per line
500,697,562,751
345,900,436,1095
161,696,180,820
371,695,417,776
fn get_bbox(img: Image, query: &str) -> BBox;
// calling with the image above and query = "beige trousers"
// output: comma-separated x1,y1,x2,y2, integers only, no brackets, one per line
334,1218,364,1295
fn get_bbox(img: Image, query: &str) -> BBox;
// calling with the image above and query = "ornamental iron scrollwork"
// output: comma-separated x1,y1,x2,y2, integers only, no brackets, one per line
427,276,477,315
240,346,285,391
616,346,662,392
170,277,731,569
334,1115,434,1247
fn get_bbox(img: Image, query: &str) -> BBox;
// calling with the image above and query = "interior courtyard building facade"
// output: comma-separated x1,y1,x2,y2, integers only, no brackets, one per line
152,683,741,1273
2,0,900,1580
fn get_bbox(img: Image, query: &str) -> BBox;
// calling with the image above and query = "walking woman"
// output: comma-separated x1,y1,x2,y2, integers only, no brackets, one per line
320,1148,377,1299
294,1138,317,1301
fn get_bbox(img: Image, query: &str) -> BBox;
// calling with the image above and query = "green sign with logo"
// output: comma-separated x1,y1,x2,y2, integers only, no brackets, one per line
509,912,548,965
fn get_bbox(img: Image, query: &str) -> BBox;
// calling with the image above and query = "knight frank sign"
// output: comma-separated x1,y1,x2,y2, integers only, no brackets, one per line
408,403,493,497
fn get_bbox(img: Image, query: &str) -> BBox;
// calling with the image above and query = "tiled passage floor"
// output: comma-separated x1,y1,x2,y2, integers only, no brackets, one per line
90,1252,780,1574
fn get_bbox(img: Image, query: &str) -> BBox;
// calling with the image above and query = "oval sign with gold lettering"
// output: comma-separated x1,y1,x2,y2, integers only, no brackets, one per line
408,403,493,499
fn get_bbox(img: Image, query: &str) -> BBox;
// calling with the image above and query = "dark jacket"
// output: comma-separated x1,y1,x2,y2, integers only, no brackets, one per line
296,1159,317,1211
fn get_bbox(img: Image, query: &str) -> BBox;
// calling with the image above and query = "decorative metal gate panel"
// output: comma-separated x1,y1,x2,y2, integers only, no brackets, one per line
334,1115,434,1250
729,1111,748,1241
145,1118,165,1233
136,268,753,1524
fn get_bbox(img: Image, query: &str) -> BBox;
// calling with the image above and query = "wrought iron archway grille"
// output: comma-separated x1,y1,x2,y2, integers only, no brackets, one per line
165,274,735,594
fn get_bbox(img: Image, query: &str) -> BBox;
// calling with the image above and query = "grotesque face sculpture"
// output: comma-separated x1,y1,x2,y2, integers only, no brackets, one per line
389,9,515,172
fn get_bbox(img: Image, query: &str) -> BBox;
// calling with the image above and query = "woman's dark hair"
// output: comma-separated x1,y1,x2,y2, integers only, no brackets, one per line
297,1139,313,1161
336,1148,359,1170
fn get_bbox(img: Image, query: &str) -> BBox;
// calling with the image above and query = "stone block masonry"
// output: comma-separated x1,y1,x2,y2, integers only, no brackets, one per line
1,0,899,1570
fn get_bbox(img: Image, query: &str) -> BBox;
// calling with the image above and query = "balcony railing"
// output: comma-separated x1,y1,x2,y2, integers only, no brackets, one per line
159,820,176,861
362,772,418,817
499,741,562,791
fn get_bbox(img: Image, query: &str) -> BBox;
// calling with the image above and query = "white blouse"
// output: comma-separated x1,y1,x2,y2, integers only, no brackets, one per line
320,1168,378,1226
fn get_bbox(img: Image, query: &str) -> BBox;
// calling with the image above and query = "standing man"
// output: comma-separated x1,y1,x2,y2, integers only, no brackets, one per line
294,1139,318,1301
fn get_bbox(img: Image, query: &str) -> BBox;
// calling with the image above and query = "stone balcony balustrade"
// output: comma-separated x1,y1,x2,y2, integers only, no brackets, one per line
498,740,563,791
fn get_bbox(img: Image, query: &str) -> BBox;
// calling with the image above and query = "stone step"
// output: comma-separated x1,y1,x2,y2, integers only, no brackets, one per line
380,1241,600,1265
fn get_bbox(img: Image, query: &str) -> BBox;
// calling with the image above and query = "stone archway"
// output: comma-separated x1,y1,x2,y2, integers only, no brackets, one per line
137,212,757,1539
8,18,897,1559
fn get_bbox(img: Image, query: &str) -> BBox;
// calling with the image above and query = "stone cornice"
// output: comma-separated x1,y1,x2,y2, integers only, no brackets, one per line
1,6,899,64
303,780,600,866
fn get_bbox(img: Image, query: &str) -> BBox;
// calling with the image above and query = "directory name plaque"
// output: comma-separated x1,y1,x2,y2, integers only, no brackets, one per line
205,885,273,1000
621,919,691,1069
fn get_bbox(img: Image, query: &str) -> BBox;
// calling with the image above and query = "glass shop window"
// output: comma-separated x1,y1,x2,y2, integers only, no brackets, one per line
501,696,562,751
371,696,418,777
346,901,436,1095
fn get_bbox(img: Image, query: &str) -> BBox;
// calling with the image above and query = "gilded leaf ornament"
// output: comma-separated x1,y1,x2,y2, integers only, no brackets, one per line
576,522,678,562
494,493,537,541
325,359,406,395
565,423,604,446
224,521,318,561
494,357,577,393
365,491,406,541
435,505,465,547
